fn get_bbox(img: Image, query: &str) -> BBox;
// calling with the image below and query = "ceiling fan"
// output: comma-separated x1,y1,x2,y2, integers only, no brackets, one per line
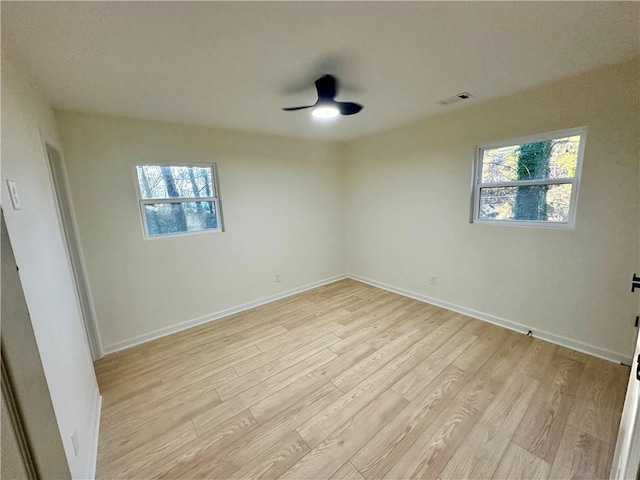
282,75,363,119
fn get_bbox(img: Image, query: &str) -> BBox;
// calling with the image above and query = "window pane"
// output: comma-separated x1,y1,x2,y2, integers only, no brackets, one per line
136,166,213,200
480,135,581,183
478,183,572,222
144,201,218,236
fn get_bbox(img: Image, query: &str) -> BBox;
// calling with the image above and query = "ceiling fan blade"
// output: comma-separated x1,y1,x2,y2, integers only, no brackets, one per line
282,105,314,111
315,75,337,100
337,102,363,115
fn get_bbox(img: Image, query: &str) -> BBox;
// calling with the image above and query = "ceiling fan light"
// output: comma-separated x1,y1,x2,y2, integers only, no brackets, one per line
312,105,340,119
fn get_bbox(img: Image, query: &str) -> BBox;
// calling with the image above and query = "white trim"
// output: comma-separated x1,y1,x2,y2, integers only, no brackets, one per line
347,273,630,365
102,270,629,363
39,130,104,360
473,218,573,230
611,329,640,480
477,178,574,189
86,391,102,480
140,196,217,205
142,225,223,241
102,274,347,354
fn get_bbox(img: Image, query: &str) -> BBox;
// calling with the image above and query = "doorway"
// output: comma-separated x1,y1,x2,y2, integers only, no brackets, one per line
45,143,102,360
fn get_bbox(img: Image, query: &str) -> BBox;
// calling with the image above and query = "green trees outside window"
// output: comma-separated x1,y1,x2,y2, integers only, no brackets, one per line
475,129,584,225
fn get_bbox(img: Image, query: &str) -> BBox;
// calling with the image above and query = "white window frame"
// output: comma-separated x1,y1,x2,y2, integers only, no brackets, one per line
133,163,224,239
471,127,587,229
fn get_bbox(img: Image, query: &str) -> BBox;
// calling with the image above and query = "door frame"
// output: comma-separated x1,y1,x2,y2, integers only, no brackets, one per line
40,132,103,360
611,327,640,478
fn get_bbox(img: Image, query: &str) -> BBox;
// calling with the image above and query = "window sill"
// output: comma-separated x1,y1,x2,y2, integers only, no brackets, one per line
472,219,575,230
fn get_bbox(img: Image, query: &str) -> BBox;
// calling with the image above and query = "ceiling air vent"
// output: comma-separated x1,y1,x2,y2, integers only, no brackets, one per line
438,92,473,106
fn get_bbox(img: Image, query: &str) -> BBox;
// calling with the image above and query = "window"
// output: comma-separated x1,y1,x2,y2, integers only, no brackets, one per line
134,164,223,237
472,127,586,227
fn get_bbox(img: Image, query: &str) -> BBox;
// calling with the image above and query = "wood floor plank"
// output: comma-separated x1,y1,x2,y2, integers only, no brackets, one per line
451,327,507,374
249,343,376,424
97,346,204,389
298,351,421,448
556,345,590,363
542,353,586,395
331,328,425,392
439,373,539,480
280,389,408,480
191,348,337,435
407,313,470,360
492,442,551,480
566,356,620,442
99,388,222,465
103,366,232,427
226,431,310,479
199,325,289,353
392,330,476,401
548,425,610,480
329,462,366,480
512,355,584,463
96,340,206,376
613,365,630,412
459,317,495,337
100,373,164,408
228,384,344,469
221,306,304,337
95,279,628,480
364,312,438,350
455,332,531,412
279,308,348,331
332,299,408,339
383,398,481,480
97,421,198,479
402,298,439,315
218,333,341,401
516,337,559,381
160,345,262,383
351,365,468,479
108,319,278,370
143,410,259,479
255,319,342,353
329,308,409,354
338,295,373,314
160,383,343,479
233,333,340,377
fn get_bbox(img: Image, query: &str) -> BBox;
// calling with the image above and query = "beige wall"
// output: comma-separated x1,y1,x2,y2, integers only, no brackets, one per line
1,395,29,480
344,59,640,361
56,59,639,362
56,112,345,350
1,51,100,479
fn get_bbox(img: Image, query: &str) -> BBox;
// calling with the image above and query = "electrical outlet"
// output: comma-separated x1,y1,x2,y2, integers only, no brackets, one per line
275,274,281,283
430,276,438,286
71,429,79,457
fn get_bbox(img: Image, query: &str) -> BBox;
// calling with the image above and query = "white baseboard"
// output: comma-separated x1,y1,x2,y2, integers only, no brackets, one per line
86,390,102,480
103,274,348,354
347,273,630,365
102,270,629,364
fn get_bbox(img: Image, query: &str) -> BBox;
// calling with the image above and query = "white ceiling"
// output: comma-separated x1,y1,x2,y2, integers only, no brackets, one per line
2,1,639,142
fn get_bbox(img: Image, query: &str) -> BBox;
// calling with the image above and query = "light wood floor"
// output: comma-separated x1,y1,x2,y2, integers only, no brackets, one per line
95,279,629,479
